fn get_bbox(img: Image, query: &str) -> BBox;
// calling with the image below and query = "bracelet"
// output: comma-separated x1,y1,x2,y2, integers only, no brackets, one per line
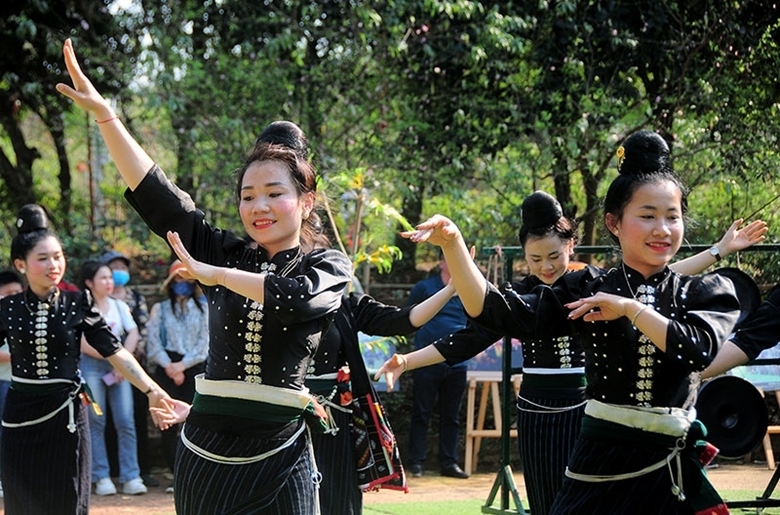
399,354,408,372
95,115,120,124
143,387,152,395
631,305,649,326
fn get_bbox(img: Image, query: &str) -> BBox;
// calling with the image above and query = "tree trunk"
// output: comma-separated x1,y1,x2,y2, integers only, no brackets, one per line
0,97,38,212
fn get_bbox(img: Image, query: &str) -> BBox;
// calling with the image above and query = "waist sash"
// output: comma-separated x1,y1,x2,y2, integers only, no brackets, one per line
3,376,84,433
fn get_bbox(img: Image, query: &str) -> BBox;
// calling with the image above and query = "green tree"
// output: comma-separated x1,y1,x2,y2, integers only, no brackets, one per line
0,0,140,233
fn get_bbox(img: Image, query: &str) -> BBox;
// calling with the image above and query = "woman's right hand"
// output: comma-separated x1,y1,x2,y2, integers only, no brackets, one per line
55,39,114,119
373,353,408,392
167,231,224,286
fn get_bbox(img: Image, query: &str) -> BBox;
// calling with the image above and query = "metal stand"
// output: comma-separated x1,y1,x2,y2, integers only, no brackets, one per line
726,465,780,509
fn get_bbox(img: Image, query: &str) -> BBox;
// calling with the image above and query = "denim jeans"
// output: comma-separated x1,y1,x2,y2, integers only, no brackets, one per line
81,355,140,483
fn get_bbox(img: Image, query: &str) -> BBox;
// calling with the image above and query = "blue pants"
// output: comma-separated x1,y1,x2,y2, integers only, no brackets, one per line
408,363,467,469
81,355,140,483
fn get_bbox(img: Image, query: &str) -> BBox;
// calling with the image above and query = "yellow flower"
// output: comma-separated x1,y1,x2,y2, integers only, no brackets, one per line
616,145,626,171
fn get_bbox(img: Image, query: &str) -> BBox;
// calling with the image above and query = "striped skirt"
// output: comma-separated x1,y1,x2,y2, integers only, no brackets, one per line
1,386,91,515
516,381,586,515
173,420,319,515
311,407,362,515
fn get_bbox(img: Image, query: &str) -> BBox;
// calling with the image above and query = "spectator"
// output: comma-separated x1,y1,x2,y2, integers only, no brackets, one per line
100,249,158,488
406,253,470,479
79,260,147,496
146,260,208,492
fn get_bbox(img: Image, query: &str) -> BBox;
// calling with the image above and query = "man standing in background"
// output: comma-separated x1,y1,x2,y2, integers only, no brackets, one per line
406,253,470,479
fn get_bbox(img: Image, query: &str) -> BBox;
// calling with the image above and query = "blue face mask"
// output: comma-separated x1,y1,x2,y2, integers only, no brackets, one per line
171,281,196,297
112,270,131,287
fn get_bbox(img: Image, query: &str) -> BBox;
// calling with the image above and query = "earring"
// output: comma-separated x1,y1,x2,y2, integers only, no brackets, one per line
20,269,25,274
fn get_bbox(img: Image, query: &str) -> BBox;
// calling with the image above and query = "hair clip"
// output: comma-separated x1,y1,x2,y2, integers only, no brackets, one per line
616,145,626,171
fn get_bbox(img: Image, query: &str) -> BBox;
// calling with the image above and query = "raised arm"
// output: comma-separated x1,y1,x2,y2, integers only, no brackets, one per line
56,39,154,190
671,219,767,275
401,215,487,317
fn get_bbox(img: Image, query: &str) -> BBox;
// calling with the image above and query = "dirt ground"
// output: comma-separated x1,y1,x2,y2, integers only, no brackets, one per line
1,461,779,514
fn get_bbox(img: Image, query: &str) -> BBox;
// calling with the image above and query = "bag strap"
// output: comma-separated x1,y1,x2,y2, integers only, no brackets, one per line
334,300,375,397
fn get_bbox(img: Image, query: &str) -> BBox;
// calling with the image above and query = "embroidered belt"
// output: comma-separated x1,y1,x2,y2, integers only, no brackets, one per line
192,373,317,422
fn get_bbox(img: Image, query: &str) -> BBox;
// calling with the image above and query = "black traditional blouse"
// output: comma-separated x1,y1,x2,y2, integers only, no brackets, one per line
730,283,780,360
476,263,740,409
0,289,122,381
435,266,601,369
125,165,353,392
311,292,416,376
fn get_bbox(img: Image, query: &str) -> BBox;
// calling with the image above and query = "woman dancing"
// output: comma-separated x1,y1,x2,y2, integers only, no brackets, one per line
57,39,353,514
0,204,169,514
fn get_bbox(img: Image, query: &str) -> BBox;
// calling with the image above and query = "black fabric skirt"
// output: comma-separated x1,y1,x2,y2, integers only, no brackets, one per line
311,407,362,515
173,419,318,515
1,386,91,515
517,393,585,515
549,430,695,514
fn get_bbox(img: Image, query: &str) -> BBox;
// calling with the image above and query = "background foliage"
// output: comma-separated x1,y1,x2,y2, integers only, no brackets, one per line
2,0,779,287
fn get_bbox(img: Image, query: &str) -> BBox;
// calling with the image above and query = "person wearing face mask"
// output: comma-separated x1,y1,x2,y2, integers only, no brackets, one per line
99,249,158,488
145,260,209,493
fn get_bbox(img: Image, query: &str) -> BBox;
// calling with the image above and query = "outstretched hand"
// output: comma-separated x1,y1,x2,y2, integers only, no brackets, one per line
399,214,463,249
55,39,113,117
166,231,224,286
719,219,768,255
150,398,192,431
373,353,407,392
146,389,176,429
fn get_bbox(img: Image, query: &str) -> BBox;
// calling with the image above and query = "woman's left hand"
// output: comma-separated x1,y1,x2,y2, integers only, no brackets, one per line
166,231,223,286
718,218,768,255
150,398,191,430
566,292,634,322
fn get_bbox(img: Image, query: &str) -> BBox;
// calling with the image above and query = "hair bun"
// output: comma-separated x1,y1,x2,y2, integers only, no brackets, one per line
255,121,309,160
617,130,671,175
521,190,563,230
15,204,49,234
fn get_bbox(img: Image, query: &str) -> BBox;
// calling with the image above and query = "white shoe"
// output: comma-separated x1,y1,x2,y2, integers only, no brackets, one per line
122,477,148,495
95,477,117,496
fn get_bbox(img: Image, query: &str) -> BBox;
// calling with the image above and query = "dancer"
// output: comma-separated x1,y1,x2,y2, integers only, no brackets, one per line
57,39,353,514
377,188,762,513
383,130,742,514
0,204,169,515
